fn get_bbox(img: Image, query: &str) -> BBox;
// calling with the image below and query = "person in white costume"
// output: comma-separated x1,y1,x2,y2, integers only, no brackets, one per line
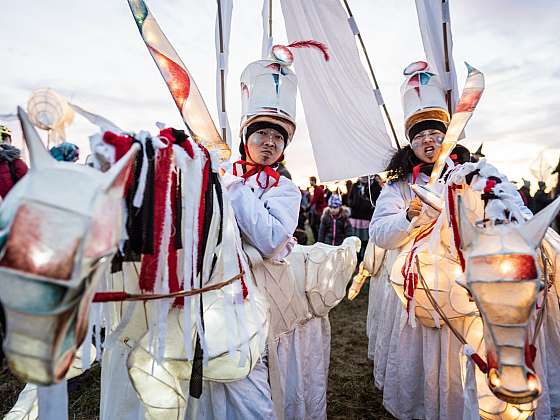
367,61,532,419
187,47,331,419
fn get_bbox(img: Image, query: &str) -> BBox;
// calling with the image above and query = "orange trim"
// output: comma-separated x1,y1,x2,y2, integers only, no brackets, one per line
405,108,450,138
240,114,296,142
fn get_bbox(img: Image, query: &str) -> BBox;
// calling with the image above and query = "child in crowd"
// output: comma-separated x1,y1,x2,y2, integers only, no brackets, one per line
318,193,353,246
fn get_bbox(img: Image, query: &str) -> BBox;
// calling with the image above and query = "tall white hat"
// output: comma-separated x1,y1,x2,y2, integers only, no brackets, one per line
240,42,329,145
401,61,450,141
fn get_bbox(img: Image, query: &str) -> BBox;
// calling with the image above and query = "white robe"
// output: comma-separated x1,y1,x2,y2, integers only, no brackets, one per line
366,170,549,420
186,170,311,420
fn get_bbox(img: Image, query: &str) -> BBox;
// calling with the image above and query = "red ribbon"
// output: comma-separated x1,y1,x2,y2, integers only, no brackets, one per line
233,160,281,189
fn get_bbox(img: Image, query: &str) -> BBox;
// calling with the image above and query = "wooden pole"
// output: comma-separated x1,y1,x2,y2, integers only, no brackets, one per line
342,0,401,150
216,0,227,144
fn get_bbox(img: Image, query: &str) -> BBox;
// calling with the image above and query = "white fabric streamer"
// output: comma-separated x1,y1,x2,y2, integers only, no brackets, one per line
174,144,199,360
38,381,68,420
280,0,393,181
462,345,480,419
132,132,150,209
81,314,94,370
154,169,174,362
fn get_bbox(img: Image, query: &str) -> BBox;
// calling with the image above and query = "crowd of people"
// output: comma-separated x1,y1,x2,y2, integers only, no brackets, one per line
293,174,383,260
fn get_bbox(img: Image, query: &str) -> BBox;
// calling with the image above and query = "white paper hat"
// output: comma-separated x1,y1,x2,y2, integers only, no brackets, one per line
240,42,329,144
240,59,297,142
401,61,450,140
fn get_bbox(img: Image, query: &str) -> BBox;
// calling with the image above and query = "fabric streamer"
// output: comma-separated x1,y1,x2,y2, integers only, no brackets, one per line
279,0,394,181
462,344,481,419
37,381,68,420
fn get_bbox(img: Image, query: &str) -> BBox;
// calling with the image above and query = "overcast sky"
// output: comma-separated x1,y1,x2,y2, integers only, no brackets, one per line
1,0,559,188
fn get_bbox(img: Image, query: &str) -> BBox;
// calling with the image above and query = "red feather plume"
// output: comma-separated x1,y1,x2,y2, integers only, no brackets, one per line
287,40,330,61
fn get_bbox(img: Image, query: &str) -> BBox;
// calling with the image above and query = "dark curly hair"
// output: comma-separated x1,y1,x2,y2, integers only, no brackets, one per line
385,145,422,182
385,144,472,182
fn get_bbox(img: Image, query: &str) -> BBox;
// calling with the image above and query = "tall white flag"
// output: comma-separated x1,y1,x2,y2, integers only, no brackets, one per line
415,0,459,113
280,0,394,182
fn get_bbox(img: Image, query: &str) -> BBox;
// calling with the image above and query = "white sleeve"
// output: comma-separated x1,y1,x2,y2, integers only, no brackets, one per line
369,181,413,250
228,177,301,258
489,164,534,219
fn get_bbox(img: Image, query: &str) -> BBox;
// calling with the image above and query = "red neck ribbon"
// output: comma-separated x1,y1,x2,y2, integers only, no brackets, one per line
233,160,281,189
233,145,282,189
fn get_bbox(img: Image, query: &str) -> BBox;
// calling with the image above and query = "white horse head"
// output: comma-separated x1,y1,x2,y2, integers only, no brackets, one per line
0,107,137,384
458,195,560,404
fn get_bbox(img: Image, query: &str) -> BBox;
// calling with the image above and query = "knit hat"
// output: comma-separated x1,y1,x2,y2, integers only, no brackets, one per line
49,142,80,162
328,194,342,208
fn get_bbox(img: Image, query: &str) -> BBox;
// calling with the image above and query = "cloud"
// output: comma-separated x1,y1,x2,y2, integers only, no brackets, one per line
0,1,558,187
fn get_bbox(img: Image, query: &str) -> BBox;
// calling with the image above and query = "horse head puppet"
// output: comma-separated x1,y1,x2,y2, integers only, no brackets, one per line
0,107,137,384
458,193,560,404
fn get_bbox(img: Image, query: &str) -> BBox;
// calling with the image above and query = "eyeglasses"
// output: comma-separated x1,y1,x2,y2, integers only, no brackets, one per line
248,129,285,148
411,130,444,146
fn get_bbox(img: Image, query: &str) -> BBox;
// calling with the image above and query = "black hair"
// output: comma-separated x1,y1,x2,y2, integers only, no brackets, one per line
385,144,471,182
385,145,422,181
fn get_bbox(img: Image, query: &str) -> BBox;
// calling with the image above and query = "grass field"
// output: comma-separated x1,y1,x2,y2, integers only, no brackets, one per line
1,283,393,419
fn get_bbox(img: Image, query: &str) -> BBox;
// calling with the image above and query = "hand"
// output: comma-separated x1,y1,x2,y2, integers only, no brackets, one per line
406,197,423,221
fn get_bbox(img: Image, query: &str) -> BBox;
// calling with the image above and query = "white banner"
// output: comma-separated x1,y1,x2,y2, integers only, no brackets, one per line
415,0,459,113
215,0,233,147
280,0,394,182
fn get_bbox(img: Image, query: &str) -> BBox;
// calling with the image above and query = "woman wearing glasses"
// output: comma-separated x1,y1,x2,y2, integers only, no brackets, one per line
367,62,531,419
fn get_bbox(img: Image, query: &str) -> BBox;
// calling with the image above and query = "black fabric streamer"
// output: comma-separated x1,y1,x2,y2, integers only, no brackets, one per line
141,139,156,254
189,155,215,398
110,139,157,273
175,169,183,249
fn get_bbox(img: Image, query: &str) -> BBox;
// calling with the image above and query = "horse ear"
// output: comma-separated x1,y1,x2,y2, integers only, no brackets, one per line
516,196,560,248
103,144,140,195
457,195,479,250
17,106,55,170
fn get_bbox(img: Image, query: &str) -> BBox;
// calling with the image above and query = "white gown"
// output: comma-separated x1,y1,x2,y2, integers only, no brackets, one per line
366,171,560,420
187,169,332,420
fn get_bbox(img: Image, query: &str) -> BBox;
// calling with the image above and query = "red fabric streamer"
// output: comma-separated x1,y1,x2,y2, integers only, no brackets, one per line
447,185,466,270
470,353,489,374
103,131,136,192
401,221,437,312
138,139,180,296
102,131,134,160
483,179,497,194
525,342,537,370
287,40,330,61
